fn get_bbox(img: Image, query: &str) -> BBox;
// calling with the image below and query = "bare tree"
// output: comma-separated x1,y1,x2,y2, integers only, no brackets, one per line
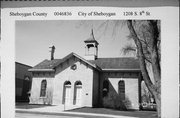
126,20,161,118
77,20,161,117
141,81,154,104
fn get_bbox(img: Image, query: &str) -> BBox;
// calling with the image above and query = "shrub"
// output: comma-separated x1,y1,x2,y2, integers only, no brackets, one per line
102,91,127,110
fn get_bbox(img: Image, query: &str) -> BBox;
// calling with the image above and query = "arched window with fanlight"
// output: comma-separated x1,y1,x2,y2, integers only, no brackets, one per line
103,80,109,97
40,80,47,97
118,80,125,100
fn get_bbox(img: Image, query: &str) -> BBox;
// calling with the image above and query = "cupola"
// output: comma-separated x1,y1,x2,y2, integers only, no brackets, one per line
84,29,99,60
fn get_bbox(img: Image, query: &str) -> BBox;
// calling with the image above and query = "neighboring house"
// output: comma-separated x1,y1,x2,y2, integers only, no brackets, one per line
29,30,142,110
16,62,32,102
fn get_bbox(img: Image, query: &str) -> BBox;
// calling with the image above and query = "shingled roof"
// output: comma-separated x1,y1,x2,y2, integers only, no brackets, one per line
29,59,61,71
29,53,140,72
89,57,140,71
29,53,101,72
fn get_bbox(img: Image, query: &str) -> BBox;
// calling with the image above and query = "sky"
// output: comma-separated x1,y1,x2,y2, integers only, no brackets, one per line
16,20,132,67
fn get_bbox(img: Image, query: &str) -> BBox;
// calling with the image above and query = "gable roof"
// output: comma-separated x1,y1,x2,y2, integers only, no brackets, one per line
29,52,140,72
29,53,101,72
28,59,61,72
89,57,140,71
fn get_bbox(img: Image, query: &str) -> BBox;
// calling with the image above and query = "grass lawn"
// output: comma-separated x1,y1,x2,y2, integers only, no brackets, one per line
67,107,157,118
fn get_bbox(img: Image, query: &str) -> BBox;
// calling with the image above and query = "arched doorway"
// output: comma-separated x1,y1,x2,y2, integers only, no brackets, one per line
74,81,82,106
64,81,71,105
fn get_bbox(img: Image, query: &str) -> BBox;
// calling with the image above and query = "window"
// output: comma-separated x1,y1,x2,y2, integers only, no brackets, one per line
75,81,82,86
64,81,71,86
71,64,77,70
40,80,47,97
103,80,109,97
118,80,125,100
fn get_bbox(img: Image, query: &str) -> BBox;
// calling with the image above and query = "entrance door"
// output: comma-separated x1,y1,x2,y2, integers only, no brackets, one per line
64,85,71,105
75,81,82,106
75,86,82,105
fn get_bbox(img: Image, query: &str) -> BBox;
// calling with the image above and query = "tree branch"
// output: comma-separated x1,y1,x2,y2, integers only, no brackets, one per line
127,20,155,92
148,21,161,90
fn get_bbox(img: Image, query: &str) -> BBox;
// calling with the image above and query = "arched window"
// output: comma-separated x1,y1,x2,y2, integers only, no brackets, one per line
75,81,82,86
103,80,109,97
118,80,125,100
40,80,47,97
64,81,71,86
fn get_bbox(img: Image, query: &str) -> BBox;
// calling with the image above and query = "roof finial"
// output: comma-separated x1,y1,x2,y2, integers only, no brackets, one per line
90,28,95,40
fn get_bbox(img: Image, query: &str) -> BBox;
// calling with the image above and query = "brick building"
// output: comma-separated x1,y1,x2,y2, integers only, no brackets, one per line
29,30,142,110
16,62,32,102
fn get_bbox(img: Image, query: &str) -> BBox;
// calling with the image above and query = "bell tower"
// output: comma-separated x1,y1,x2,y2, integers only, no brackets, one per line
84,29,99,60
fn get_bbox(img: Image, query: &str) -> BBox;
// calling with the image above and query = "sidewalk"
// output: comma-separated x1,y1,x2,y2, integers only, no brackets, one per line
16,108,138,118
16,103,157,118
16,105,138,118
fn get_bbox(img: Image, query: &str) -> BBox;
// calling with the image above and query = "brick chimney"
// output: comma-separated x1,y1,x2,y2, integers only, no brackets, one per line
49,45,55,60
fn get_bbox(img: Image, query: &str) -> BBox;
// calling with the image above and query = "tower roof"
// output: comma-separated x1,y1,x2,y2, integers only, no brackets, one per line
84,29,99,45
